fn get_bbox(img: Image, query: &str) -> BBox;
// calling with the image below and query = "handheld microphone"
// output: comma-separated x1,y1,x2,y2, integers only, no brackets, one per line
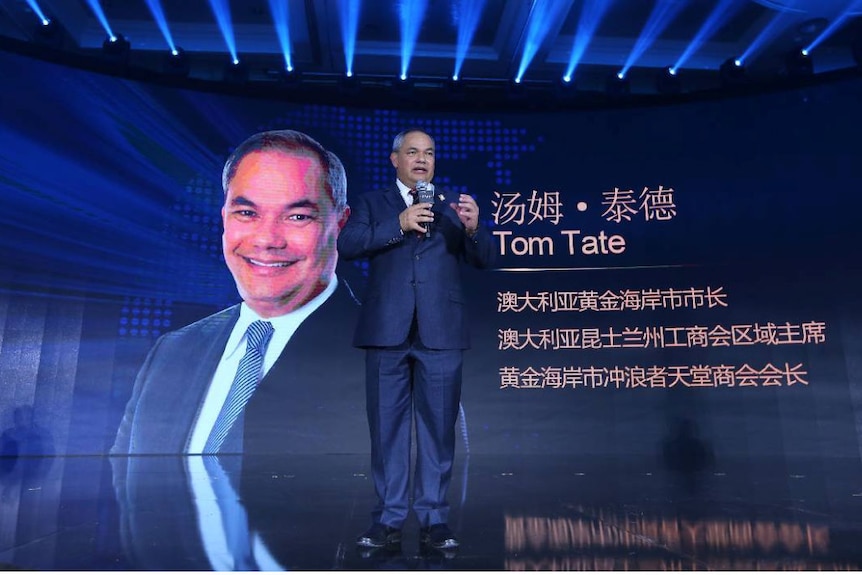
416,180,435,238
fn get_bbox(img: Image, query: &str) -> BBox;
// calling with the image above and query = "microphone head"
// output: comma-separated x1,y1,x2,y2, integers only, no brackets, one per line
416,180,434,204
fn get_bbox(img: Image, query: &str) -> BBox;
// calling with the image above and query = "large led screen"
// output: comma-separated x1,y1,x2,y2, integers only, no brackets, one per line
1,49,861,463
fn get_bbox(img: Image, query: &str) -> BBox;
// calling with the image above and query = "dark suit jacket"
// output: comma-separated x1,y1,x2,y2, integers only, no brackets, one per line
111,279,366,455
337,184,495,349
109,279,366,569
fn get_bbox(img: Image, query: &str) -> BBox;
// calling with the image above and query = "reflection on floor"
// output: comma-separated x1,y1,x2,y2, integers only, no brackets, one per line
1,453,861,570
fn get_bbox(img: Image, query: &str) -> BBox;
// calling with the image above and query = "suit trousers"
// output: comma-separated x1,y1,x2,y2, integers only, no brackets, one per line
365,316,462,529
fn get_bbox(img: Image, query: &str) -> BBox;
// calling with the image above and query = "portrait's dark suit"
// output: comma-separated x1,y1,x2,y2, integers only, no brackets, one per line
111,279,364,456
337,184,495,528
110,279,365,569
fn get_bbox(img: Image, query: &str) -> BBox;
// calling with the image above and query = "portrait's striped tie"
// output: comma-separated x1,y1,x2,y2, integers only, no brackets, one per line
204,320,274,453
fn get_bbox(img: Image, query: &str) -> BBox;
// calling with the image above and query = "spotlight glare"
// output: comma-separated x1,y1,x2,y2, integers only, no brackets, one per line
25,0,51,26
399,0,429,95
617,71,625,80
734,58,742,67
514,76,522,84
336,0,360,84
208,0,239,67
563,75,571,83
269,0,294,89
565,0,614,83
673,0,745,71
233,58,239,65
171,49,178,56
801,48,809,57
85,0,116,40
452,74,458,81
669,67,677,76
109,35,118,42
621,0,688,79
806,7,859,56
453,0,487,85
515,0,571,87
145,0,178,58
346,70,353,77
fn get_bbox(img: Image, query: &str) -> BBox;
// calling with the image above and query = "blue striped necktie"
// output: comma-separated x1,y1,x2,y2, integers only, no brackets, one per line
204,320,274,453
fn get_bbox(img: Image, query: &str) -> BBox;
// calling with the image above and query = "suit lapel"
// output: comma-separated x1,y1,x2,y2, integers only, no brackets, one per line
384,183,406,213
172,307,240,451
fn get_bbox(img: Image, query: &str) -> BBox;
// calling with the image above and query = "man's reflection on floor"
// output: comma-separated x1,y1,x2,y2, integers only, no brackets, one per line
660,416,715,494
188,455,284,570
0,405,54,504
111,451,472,570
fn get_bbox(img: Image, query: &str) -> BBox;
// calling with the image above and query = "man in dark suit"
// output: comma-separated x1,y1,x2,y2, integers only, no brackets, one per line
112,129,364,456
110,129,366,569
337,128,495,551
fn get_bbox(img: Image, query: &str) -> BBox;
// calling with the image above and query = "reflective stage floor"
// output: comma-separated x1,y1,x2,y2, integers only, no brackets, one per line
2,453,862,571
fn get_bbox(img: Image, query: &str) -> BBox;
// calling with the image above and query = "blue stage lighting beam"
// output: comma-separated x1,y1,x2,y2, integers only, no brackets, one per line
24,0,50,25
674,0,744,71
84,0,115,39
563,0,614,81
805,0,862,54
516,0,573,82
337,0,361,76
399,0,429,79
144,0,176,53
268,0,294,71
207,0,238,64
739,10,793,65
620,0,688,78
452,0,488,80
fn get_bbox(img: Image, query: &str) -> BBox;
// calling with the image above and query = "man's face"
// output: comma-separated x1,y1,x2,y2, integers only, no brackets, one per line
222,149,348,318
390,131,435,188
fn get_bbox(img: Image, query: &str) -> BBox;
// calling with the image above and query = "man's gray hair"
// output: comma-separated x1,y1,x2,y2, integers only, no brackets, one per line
391,128,435,153
222,129,347,211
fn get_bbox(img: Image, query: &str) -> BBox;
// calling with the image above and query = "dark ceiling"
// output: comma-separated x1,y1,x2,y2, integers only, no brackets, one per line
1,0,861,109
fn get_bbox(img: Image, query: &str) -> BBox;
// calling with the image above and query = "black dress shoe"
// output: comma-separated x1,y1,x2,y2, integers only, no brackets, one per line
356,523,402,548
420,523,459,549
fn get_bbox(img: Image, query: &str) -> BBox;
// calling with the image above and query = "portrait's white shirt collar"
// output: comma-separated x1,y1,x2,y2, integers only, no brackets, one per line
222,274,338,365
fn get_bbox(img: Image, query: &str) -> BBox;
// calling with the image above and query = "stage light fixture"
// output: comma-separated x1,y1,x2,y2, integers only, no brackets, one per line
393,75,416,103
655,66,681,94
553,75,577,103
605,72,630,97
445,76,464,93
443,77,467,104
161,47,190,77
719,57,747,86
223,59,249,84
277,67,302,89
506,77,527,101
783,47,813,77
102,33,130,63
338,74,361,97
33,18,63,48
